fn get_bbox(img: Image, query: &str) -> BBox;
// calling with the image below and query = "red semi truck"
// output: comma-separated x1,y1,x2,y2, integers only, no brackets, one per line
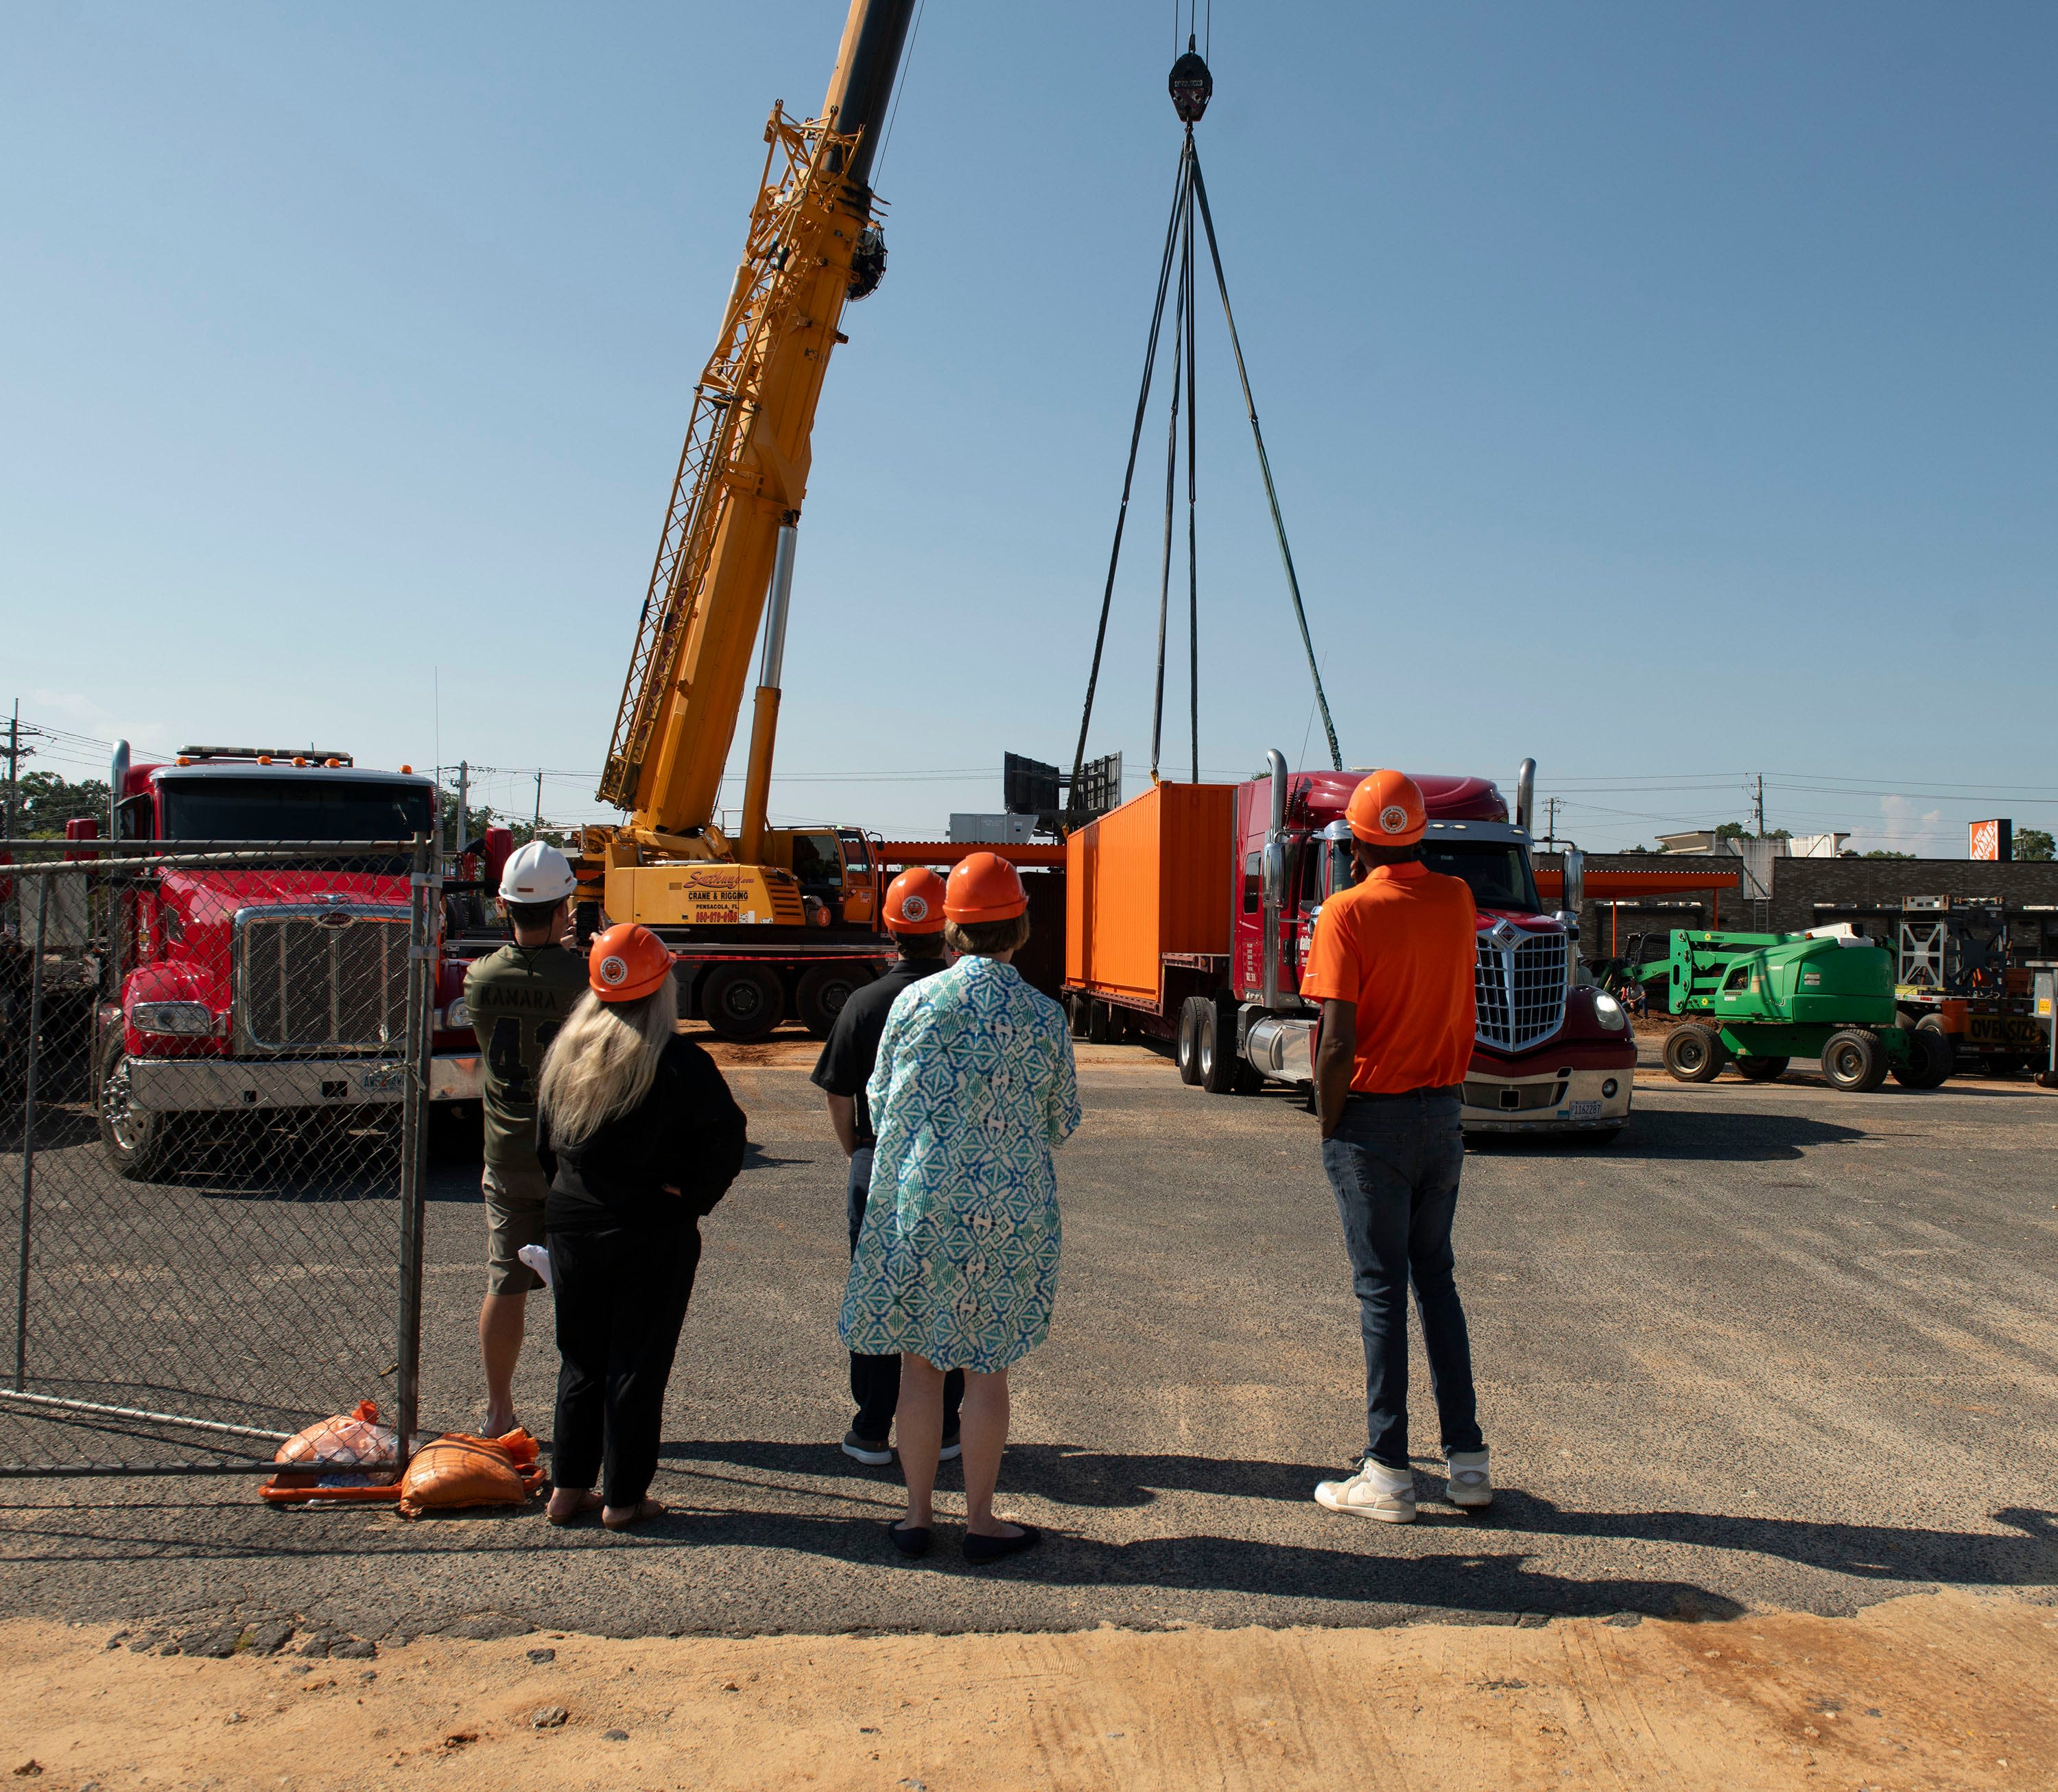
1064,751,1637,1137
83,744,488,1178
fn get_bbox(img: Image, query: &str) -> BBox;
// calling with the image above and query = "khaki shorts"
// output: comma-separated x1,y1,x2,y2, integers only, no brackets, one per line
482,1157,550,1295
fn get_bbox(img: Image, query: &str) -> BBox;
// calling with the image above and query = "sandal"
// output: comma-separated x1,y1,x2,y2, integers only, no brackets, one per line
602,1497,666,1532
545,1490,602,1526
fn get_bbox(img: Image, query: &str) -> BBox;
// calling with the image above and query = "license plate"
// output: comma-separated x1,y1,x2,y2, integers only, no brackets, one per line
1569,1099,1602,1121
1966,1015,2040,1049
358,1066,406,1092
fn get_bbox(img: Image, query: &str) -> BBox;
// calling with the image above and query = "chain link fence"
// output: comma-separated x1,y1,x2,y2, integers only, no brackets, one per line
0,839,436,1476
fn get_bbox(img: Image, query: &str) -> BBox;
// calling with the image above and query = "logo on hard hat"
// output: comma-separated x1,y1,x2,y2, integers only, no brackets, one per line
598,954,630,987
1379,803,1409,835
899,894,929,922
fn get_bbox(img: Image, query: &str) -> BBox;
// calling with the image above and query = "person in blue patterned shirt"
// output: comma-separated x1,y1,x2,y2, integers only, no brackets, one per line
838,853,1080,1565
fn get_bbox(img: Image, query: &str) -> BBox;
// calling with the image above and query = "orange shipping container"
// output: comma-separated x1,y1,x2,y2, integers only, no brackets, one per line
1065,783,1235,1008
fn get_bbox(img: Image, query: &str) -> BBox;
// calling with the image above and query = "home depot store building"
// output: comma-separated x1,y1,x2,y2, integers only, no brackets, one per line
1536,852,2058,961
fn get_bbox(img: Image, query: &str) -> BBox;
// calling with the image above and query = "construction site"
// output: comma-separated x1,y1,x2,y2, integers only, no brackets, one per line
2,3,2055,1788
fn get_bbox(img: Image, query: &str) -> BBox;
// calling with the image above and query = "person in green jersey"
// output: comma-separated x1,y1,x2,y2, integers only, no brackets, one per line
465,840,589,1436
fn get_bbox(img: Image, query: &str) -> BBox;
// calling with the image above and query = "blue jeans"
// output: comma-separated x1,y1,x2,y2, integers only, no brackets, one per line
1319,1090,1483,1470
846,1148,962,1441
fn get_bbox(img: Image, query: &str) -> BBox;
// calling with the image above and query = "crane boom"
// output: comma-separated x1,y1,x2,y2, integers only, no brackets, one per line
596,0,914,858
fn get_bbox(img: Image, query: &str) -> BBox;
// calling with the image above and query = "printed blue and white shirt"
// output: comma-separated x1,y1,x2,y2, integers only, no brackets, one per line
838,954,1081,1372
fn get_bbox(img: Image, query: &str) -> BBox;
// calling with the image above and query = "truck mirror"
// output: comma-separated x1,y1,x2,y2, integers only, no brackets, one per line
1261,840,1286,908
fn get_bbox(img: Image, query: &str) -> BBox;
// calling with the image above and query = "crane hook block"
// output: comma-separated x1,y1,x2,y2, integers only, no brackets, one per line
1169,46,1212,123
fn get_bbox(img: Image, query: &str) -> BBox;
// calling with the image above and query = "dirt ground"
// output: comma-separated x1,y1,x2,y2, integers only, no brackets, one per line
5,1588,2054,1791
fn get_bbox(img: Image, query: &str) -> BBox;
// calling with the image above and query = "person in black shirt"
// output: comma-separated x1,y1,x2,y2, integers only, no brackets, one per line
810,868,964,1465
536,923,746,1530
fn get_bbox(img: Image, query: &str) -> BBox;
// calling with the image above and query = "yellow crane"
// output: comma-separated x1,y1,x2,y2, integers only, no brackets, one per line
576,0,916,1038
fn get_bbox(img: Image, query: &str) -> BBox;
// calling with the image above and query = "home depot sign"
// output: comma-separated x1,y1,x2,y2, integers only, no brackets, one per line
1970,818,2013,862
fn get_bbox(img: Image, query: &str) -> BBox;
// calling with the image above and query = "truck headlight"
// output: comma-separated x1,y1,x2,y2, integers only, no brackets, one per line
131,1001,216,1037
1593,992,1627,1030
441,998,471,1030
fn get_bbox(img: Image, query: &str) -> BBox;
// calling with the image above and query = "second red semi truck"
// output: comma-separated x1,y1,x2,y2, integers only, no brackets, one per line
1063,752,1636,1138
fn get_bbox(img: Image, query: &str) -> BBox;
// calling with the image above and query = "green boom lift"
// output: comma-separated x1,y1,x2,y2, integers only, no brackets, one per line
1635,930,1954,1092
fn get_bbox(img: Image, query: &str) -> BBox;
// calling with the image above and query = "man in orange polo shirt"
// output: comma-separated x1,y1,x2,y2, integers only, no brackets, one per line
1299,769,1491,1522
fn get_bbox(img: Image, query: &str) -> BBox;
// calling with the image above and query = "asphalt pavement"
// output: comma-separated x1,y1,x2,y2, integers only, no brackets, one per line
3,1034,2055,1642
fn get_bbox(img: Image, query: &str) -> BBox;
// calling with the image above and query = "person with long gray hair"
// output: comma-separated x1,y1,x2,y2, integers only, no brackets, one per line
536,923,746,1531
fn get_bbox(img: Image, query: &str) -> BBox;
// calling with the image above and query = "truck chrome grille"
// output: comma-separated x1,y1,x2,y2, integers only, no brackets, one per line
234,906,409,1054
1474,925,1567,1053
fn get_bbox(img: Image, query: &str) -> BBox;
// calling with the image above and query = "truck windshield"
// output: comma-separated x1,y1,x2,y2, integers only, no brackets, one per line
1423,841,1542,915
1321,836,1543,915
161,778,434,843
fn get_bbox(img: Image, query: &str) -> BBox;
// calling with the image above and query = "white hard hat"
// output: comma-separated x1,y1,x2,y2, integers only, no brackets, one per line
498,840,578,905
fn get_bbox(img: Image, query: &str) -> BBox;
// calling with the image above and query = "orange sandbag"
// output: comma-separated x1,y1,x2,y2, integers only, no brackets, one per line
261,1399,404,1502
396,1428,545,1519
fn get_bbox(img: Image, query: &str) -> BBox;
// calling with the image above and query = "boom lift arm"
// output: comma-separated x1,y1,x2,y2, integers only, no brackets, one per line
588,0,915,915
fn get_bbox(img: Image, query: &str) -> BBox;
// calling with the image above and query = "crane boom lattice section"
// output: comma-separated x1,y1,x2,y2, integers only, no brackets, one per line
598,108,862,814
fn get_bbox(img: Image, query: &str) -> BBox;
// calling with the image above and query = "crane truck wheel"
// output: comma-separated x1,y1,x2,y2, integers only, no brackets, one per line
1176,997,1209,1086
97,1033,188,1182
1661,1023,1727,1083
1734,1055,1789,1083
1893,1027,1953,1089
1820,1028,1887,1093
698,964,784,1042
796,965,868,1041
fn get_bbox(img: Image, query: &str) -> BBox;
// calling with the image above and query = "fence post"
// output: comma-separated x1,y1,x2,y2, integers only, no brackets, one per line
393,839,438,1461
13,873,50,1393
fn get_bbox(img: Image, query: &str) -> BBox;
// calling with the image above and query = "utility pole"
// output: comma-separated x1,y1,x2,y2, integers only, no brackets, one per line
533,771,544,835
1753,774,1766,839
3,703,42,840
1544,795,1560,846
455,760,469,855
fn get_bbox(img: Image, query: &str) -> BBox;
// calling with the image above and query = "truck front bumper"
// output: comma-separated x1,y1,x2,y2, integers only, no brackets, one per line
126,1053,484,1113
1460,1065,1633,1133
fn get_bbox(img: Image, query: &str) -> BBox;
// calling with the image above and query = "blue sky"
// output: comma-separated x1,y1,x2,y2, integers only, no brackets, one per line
4,2,2054,854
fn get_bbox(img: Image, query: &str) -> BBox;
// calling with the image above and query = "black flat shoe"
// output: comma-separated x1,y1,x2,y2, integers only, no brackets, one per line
886,1520,931,1559
963,1522,1041,1566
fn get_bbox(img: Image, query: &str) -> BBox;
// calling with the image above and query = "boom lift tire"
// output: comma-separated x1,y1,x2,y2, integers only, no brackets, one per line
1199,992,1244,1096
1819,1028,1887,1093
1893,1027,1953,1089
97,1032,187,1182
1176,996,1209,1086
698,964,784,1042
1661,1023,1727,1083
795,964,866,1041
1734,1055,1789,1083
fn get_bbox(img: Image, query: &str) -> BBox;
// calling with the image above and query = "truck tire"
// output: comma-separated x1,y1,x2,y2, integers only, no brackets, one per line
1980,1053,2025,1079
1086,1000,1110,1045
1915,1013,1959,1065
1199,993,1243,1095
699,964,783,1041
1661,1023,1726,1083
1734,1055,1788,1083
796,964,868,1041
1820,1028,1887,1093
1175,996,1209,1086
1067,994,1090,1041
97,1032,187,1182
1893,1027,1953,1089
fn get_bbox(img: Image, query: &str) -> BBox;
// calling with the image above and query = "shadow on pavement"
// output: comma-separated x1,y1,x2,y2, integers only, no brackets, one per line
1522,1105,1873,1162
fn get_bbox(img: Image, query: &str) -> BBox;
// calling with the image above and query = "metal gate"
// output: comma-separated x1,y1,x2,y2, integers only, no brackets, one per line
0,840,434,1476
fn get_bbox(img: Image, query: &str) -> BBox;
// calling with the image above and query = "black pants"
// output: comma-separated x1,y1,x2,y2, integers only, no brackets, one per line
847,1147,963,1441
547,1222,699,1507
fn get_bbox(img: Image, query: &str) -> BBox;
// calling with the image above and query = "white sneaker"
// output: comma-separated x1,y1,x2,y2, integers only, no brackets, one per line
1445,1448,1491,1509
1314,1459,1416,1523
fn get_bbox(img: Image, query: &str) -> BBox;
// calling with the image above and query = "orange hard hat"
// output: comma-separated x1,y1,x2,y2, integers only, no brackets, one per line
944,851,1028,923
1345,769,1427,846
884,866,948,934
587,922,674,1003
